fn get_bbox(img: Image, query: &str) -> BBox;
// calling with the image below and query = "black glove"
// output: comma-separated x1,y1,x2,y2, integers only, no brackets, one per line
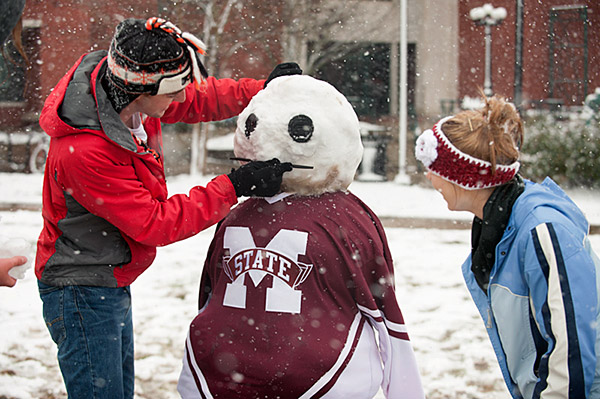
228,158,293,197
264,62,302,88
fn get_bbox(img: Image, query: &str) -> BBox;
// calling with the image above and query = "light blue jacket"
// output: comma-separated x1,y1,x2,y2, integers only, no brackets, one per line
463,177,600,398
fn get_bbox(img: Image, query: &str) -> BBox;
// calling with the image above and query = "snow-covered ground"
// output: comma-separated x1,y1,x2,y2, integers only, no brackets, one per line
1,172,599,399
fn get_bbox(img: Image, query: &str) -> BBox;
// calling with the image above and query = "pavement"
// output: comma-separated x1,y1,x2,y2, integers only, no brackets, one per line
1,173,599,233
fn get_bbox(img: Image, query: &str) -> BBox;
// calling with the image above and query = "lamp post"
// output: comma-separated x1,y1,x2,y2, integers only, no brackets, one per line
469,3,507,96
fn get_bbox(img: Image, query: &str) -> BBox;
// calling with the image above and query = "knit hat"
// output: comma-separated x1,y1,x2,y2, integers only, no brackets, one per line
104,17,208,112
415,116,520,190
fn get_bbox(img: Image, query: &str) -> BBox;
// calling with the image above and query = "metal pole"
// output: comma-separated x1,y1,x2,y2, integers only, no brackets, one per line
190,123,200,175
514,0,524,110
470,5,506,97
396,0,409,184
484,24,493,96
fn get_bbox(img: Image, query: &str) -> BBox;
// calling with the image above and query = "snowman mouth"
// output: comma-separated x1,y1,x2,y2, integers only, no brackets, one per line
230,157,314,169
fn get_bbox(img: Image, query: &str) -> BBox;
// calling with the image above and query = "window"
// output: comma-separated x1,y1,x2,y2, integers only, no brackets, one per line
0,40,27,103
549,5,588,105
313,42,391,119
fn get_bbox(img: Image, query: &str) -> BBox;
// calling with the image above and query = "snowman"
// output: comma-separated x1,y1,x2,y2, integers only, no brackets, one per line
178,75,424,399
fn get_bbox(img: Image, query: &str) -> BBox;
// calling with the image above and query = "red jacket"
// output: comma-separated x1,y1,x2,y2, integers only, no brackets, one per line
35,50,264,287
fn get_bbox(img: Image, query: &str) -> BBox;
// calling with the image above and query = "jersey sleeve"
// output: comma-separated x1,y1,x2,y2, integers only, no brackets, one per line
340,208,425,398
197,221,225,309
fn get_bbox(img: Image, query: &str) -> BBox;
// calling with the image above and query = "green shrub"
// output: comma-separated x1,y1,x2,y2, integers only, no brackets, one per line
520,114,600,188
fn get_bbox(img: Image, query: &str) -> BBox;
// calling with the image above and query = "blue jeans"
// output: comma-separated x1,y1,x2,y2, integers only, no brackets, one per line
38,281,134,399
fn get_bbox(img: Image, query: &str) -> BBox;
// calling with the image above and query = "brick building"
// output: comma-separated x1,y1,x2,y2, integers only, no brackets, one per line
1,0,598,176
459,0,600,109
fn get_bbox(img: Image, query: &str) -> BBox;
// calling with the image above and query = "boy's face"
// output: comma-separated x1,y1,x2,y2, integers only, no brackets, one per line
132,88,186,118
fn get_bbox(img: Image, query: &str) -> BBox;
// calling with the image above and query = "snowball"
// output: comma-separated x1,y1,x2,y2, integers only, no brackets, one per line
233,75,363,195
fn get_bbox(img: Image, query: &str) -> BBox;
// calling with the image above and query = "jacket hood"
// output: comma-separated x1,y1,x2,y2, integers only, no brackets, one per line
512,177,590,238
39,50,137,152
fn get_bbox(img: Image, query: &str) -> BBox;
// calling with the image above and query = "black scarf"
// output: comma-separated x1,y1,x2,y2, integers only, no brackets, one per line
471,175,525,293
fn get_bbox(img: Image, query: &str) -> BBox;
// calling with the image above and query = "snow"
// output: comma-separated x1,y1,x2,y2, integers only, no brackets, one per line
1,171,599,399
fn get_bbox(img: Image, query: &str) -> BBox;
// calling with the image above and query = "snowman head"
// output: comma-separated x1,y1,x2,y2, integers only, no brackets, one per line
233,75,363,195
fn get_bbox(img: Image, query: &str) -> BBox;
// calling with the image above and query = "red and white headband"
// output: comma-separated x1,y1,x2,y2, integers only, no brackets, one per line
415,116,520,190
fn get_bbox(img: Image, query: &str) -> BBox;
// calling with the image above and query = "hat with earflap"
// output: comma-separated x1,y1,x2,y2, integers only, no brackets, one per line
103,17,208,113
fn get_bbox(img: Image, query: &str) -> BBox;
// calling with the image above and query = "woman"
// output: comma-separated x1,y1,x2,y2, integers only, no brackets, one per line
415,94,600,398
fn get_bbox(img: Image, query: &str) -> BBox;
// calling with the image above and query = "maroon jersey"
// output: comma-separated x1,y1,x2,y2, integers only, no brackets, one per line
178,192,424,398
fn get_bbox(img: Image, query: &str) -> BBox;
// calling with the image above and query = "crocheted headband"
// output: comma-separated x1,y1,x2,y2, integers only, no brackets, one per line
107,17,208,97
415,116,520,190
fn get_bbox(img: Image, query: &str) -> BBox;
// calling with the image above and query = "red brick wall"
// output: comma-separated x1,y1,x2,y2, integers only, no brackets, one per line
13,1,598,131
2,0,279,130
459,0,599,107
23,0,159,101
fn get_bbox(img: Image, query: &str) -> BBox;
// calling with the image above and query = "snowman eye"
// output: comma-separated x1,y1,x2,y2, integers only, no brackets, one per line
245,113,258,138
288,114,313,143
